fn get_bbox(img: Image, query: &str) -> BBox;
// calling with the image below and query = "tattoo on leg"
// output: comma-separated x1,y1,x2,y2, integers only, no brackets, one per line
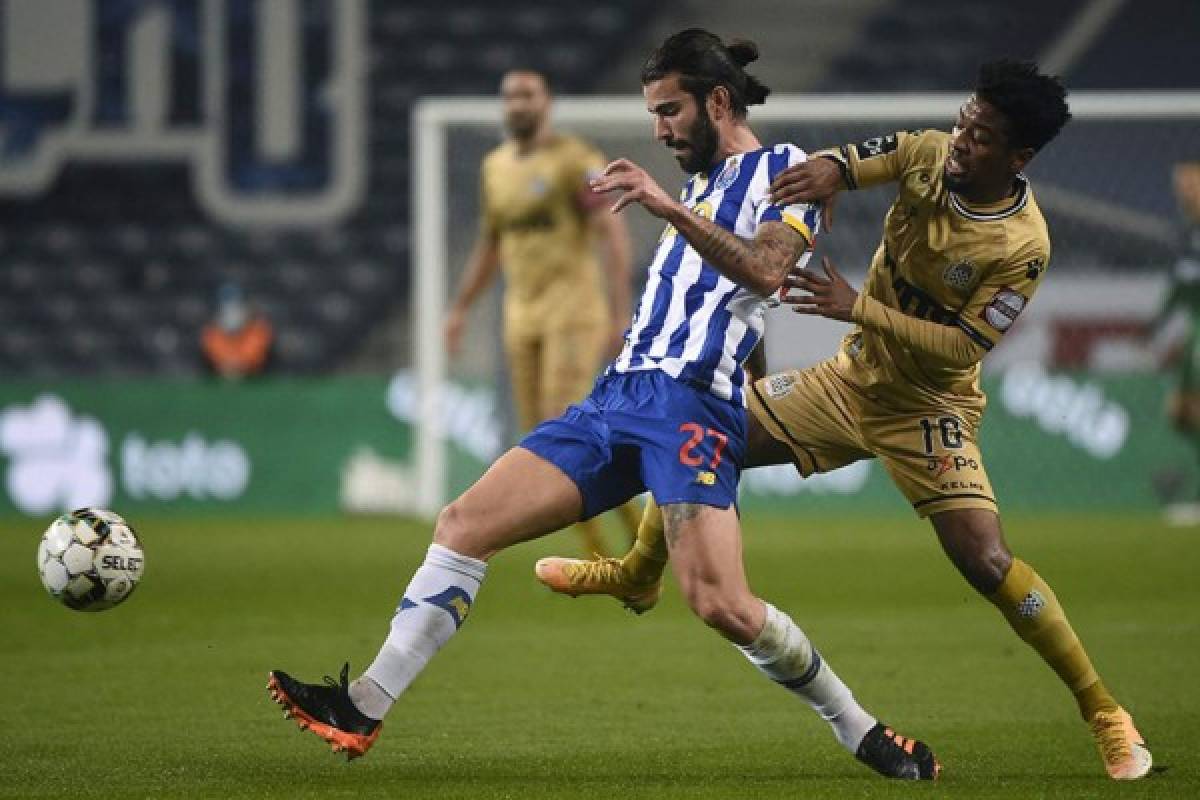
662,502,705,548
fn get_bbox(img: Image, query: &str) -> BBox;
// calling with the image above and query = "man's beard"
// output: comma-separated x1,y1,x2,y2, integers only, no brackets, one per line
671,109,719,174
505,111,540,140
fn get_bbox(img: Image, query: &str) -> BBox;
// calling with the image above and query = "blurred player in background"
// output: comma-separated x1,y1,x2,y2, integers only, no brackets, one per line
443,68,641,556
269,30,939,780
538,60,1153,781
1149,162,1200,524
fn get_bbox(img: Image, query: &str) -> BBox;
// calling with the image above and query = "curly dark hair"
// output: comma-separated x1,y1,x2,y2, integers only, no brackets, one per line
640,28,770,118
975,59,1071,152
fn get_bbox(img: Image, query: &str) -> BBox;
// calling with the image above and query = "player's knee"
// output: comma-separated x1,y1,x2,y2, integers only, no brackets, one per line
432,501,475,555
934,510,1013,594
684,589,759,642
961,543,1012,594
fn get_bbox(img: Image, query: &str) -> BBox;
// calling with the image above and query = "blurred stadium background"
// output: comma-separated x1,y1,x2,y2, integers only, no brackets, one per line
1,0,1198,520
2,2,1199,797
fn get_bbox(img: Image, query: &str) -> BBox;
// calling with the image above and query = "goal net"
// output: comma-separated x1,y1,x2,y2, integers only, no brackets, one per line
405,92,1200,518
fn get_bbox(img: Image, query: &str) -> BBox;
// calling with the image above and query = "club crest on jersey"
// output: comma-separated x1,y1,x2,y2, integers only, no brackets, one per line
764,373,795,398
713,160,740,191
1016,590,1046,618
981,288,1026,333
942,261,977,291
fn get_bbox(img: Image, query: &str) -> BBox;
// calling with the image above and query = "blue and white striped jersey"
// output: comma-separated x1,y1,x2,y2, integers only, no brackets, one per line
610,143,821,405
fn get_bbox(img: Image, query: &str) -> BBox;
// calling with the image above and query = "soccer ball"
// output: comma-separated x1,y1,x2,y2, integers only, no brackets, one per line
37,508,145,611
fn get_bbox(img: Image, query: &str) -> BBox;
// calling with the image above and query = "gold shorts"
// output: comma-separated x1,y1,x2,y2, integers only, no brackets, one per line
504,323,609,433
749,358,996,518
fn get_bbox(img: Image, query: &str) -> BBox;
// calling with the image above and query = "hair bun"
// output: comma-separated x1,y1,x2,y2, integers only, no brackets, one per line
726,39,759,67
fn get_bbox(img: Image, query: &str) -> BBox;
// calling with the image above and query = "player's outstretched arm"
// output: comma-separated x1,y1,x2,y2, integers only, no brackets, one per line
773,132,925,225
590,158,808,296
787,257,988,369
589,207,634,355
445,234,501,357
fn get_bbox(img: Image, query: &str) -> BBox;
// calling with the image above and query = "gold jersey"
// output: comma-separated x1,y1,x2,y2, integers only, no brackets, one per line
823,129,1050,413
480,133,610,336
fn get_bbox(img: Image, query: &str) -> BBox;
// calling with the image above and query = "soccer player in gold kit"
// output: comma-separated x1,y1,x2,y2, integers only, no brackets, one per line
537,60,1154,781
445,68,642,555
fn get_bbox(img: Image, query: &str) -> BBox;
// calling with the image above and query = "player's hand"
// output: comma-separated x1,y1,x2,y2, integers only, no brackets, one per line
770,158,842,212
591,158,678,219
444,308,467,357
783,257,858,322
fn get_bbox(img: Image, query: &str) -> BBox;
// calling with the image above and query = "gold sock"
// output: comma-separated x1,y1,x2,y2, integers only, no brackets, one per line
988,559,1118,719
614,498,644,546
573,518,608,558
619,497,669,584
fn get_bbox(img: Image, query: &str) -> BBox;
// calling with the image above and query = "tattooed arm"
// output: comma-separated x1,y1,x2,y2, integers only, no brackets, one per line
668,212,808,297
591,158,810,296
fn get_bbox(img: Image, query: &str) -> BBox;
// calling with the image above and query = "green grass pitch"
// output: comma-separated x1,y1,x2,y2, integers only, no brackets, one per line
1,510,1195,798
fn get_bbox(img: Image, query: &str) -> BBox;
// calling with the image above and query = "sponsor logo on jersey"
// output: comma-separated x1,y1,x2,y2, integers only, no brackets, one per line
927,455,980,478
853,133,899,159
891,276,957,324
942,261,977,291
981,288,1026,332
939,480,987,493
502,209,556,233
1024,259,1045,281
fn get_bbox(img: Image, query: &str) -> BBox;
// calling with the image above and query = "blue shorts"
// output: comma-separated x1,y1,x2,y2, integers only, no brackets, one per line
519,370,746,520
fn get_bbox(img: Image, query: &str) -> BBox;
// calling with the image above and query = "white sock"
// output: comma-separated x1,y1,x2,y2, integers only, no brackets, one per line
355,543,487,718
738,602,877,752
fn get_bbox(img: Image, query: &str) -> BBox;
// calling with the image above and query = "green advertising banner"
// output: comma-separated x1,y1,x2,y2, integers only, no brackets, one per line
0,366,1190,517
0,377,408,515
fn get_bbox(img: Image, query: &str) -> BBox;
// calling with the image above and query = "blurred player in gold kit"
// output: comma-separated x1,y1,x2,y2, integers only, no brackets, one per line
537,60,1154,781
444,68,642,555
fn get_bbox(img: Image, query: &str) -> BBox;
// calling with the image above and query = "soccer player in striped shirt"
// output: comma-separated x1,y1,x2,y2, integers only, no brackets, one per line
538,60,1153,781
267,29,938,780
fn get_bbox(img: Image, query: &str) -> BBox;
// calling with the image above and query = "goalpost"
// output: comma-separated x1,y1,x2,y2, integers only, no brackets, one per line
410,91,1200,518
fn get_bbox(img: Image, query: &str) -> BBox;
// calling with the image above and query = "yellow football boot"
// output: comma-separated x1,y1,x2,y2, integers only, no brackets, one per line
534,556,661,614
1089,707,1153,780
